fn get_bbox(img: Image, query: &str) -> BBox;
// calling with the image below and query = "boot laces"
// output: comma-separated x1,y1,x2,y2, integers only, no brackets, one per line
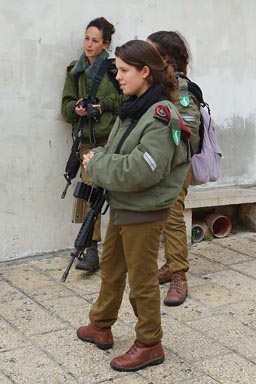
159,262,169,275
126,342,138,355
168,273,185,294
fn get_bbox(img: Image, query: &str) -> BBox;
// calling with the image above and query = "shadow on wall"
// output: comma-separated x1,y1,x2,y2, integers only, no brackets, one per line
216,113,256,182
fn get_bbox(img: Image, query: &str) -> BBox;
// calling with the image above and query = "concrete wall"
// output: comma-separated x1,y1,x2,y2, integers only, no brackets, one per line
0,0,255,261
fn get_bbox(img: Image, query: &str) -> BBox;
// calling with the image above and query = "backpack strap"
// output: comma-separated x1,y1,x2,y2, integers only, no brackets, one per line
176,72,210,113
176,73,209,155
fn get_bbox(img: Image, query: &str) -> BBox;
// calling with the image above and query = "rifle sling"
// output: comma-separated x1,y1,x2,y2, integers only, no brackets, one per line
115,118,139,154
77,117,140,204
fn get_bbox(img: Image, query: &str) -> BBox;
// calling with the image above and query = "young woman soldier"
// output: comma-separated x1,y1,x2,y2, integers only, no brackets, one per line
61,17,123,273
76,40,191,372
147,31,201,306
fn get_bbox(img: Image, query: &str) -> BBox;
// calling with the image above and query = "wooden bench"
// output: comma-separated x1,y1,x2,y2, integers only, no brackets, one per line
184,185,256,242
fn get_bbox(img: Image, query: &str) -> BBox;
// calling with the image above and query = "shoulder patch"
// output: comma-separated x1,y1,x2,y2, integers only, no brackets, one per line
172,128,181,145
153,105,171,124
179,95,190,107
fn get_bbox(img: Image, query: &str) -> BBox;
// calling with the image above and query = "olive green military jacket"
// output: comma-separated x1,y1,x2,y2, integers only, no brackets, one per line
61,59,124,143
176,76,201,154
86,101,191,225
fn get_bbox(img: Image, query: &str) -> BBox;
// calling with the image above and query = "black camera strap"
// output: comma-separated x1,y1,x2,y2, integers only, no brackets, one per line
88,59,110,148
79,59,111,149
88,59,110,98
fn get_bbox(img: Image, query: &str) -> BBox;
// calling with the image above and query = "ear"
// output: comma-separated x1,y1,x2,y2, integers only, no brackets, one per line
142,65,150,79
162,55,169,64
103,41,110,50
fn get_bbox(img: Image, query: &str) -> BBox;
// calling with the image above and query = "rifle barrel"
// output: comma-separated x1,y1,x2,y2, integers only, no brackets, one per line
61,253,77,282
61,181,70,199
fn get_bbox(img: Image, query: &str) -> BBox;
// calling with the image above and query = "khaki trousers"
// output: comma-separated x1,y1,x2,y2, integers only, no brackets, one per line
89,218,167,344
162,167,192,273
72,139,107,242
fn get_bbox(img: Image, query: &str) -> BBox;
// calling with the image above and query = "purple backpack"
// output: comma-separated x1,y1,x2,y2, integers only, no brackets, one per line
190,106,222,185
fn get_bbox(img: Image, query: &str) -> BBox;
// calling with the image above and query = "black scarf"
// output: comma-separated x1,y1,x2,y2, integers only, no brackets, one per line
118,84,168,120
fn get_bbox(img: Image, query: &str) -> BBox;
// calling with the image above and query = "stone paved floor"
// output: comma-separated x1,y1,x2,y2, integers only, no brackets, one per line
0,231,256,383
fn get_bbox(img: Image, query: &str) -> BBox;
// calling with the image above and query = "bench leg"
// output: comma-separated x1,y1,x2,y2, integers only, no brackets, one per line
184,208,192,245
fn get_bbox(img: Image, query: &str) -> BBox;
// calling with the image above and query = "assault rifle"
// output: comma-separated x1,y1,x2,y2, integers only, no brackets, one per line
61,126,83,199
61,182,107,282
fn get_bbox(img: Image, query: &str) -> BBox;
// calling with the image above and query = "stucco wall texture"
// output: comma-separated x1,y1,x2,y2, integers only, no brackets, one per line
0,0,255,260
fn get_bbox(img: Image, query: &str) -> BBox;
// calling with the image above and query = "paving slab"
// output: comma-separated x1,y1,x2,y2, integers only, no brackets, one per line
38,295,92,328
0,344,77,383
188,253,227,276
161,317,229,362
30,329,120,382
193,352,256,383
0,317,32,350
204,269,256,301
137,350,200,384
188,282,239,307
1,231,256,383
231,258,256,278
179,376,223,384
0,279,28,303
187,313,256,360
218,300,256,328
2,296,69,336
160,297,217,323
211,233,256,257
190,242,254,265
0,371,15,384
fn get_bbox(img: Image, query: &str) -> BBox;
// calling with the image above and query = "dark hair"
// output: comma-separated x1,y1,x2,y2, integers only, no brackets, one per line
147,31,190,75
115,40,177,101
86,17,115,43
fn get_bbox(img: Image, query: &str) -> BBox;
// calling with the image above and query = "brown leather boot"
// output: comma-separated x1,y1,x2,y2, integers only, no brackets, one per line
158,262,172,284
77,323,113,350
110,340,164,372
164,271,188,306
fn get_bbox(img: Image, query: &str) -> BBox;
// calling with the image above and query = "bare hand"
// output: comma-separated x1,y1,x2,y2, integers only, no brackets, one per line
75,98,87,116
75,100,102,117
92,104,102,114
82,151,95,169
